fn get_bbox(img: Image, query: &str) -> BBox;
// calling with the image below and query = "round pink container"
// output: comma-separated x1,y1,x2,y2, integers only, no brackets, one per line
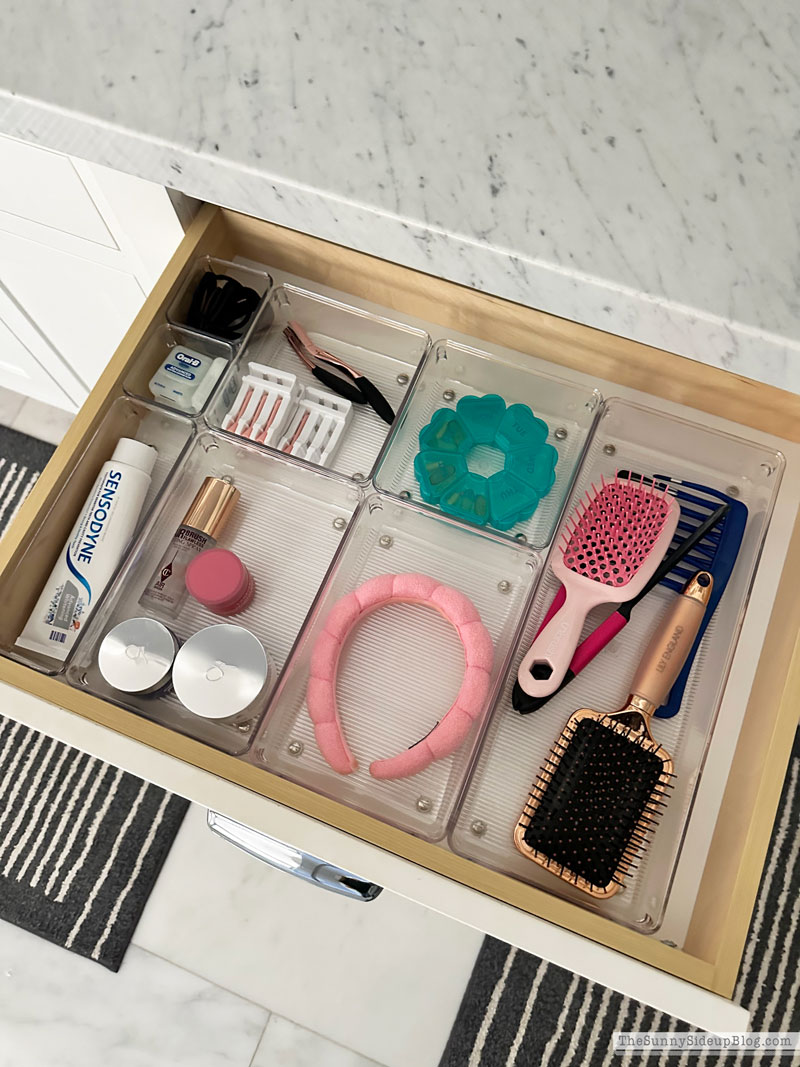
185,548,255,616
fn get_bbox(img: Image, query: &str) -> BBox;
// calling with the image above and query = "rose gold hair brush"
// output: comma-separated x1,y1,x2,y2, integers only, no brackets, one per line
514,570,713,899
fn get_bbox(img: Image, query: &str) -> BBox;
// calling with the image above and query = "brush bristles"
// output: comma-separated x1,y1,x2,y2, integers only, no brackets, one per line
560,471,674,589
517,716,673,895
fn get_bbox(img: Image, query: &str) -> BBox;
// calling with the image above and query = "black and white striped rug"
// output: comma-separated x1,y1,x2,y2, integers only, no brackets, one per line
0,717,188,970
0,424,189,970
0,424,55,532
440,728,800,1066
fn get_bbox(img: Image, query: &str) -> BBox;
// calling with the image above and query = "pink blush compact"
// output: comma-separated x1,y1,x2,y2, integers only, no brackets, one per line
185,548,255,616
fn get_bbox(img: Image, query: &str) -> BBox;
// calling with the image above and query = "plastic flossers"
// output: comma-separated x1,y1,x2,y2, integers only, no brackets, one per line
414,394,557,530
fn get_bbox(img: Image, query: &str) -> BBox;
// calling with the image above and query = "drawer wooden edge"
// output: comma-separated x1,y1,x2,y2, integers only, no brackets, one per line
684,508,800,998
698,624,800,998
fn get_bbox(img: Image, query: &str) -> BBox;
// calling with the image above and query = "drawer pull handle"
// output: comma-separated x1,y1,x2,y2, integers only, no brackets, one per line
206,811,382,902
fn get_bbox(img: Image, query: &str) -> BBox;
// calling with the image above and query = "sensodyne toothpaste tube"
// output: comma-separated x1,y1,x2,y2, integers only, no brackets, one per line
16,437,157,661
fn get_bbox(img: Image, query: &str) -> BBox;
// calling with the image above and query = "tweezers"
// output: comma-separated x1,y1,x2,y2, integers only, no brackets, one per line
283,321,396,425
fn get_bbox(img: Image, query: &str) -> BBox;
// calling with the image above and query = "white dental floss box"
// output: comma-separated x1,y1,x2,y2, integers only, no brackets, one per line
149,344,227,413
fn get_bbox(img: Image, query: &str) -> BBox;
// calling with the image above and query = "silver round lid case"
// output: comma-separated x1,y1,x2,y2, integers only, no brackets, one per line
172,623,269,719
98,617,179,695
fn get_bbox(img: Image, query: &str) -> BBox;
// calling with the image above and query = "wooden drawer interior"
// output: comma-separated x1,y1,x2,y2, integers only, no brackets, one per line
1,204,799,998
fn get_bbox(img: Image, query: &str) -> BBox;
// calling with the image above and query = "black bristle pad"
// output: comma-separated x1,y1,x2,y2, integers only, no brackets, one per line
523,719,666,889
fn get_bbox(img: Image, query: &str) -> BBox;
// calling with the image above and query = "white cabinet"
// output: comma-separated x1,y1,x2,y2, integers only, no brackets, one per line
0,135,184,410
0,287,79,408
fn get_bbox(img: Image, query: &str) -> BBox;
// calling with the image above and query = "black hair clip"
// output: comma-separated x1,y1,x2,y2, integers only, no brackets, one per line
185,271,261,341
284,321,396,425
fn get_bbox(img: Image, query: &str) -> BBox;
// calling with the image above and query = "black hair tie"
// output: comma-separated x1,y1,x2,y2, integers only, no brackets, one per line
185,271,261,341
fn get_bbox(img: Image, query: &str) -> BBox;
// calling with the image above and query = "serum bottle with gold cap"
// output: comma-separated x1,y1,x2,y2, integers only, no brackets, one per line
140,476,240,617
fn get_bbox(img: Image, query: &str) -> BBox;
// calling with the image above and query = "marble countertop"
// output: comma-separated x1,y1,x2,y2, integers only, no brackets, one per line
1,1,798,391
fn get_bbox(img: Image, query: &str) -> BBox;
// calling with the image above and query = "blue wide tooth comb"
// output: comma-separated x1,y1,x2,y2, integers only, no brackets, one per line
665,535,721,587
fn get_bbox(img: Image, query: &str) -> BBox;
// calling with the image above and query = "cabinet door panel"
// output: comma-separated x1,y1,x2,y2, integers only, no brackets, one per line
0,229,145,392
0,137,115,246
0,134,183,405
0,290,75,408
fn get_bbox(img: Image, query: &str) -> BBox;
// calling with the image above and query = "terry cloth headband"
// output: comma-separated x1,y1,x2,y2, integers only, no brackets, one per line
306,572,495,780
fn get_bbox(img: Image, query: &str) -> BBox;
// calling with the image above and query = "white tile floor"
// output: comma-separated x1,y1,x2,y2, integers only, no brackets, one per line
0,388,25,429
1,392,76,447
134,808,482,1067
252,1016,382,1067
0,924,269,1067
0,386,482,1067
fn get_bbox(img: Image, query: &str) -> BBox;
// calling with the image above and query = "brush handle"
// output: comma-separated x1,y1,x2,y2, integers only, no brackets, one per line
517,579,612,697
629,572,713,708
535,586,566,637
571,610,628,671
512,611,627,713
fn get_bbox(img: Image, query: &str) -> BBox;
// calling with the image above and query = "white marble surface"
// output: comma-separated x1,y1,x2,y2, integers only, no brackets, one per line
133,807,483,1067
0,922,268,1067
0,390,25,430
1,2,798,392
252,1016,382,1067
0,389,76,446
0,915,398,1067
8,397,76,447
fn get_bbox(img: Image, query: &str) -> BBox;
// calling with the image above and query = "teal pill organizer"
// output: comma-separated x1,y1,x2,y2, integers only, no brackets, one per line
414,394,558,530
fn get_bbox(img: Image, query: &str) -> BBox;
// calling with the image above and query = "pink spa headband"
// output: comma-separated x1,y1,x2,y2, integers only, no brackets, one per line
306,572,495,781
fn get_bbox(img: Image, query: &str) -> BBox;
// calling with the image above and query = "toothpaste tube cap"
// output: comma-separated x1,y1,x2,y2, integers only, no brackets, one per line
111,437,158,477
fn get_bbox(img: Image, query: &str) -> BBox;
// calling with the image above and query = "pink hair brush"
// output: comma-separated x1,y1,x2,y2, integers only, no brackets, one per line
517,472,680,699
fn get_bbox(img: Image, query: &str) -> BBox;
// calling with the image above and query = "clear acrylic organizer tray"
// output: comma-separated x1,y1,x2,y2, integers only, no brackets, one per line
254,493,539,840
123,322,237,418
205,284,431,482
167,255,273,348
2,395,196,675
450,397,784,931
66,430,362,755
374,339,602,548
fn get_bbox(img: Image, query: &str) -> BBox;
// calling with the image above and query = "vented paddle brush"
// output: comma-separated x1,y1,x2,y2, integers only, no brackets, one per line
514,570,713,899
516,472,680,699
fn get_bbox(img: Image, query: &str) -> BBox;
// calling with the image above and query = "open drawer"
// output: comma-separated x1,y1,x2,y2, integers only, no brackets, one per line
1,204,799,1030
